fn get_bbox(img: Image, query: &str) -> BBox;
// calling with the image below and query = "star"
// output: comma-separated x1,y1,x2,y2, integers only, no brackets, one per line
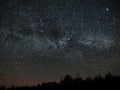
105,8,109,11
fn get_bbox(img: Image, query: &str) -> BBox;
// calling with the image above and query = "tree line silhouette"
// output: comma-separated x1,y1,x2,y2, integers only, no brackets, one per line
1,72,120,90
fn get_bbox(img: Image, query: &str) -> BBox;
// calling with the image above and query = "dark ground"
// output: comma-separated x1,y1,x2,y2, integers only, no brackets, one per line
1,72,120,90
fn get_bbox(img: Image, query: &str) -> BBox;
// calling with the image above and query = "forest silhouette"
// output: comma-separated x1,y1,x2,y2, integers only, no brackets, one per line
0,72,120,90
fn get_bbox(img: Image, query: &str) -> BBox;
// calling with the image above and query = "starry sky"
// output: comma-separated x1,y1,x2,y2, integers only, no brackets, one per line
0,0,120,87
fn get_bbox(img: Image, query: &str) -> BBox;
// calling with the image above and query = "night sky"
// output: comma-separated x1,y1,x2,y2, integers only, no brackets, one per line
0,0,120,87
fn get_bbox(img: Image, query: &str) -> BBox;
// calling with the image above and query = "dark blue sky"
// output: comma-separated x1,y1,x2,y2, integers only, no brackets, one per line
0,0,120,87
